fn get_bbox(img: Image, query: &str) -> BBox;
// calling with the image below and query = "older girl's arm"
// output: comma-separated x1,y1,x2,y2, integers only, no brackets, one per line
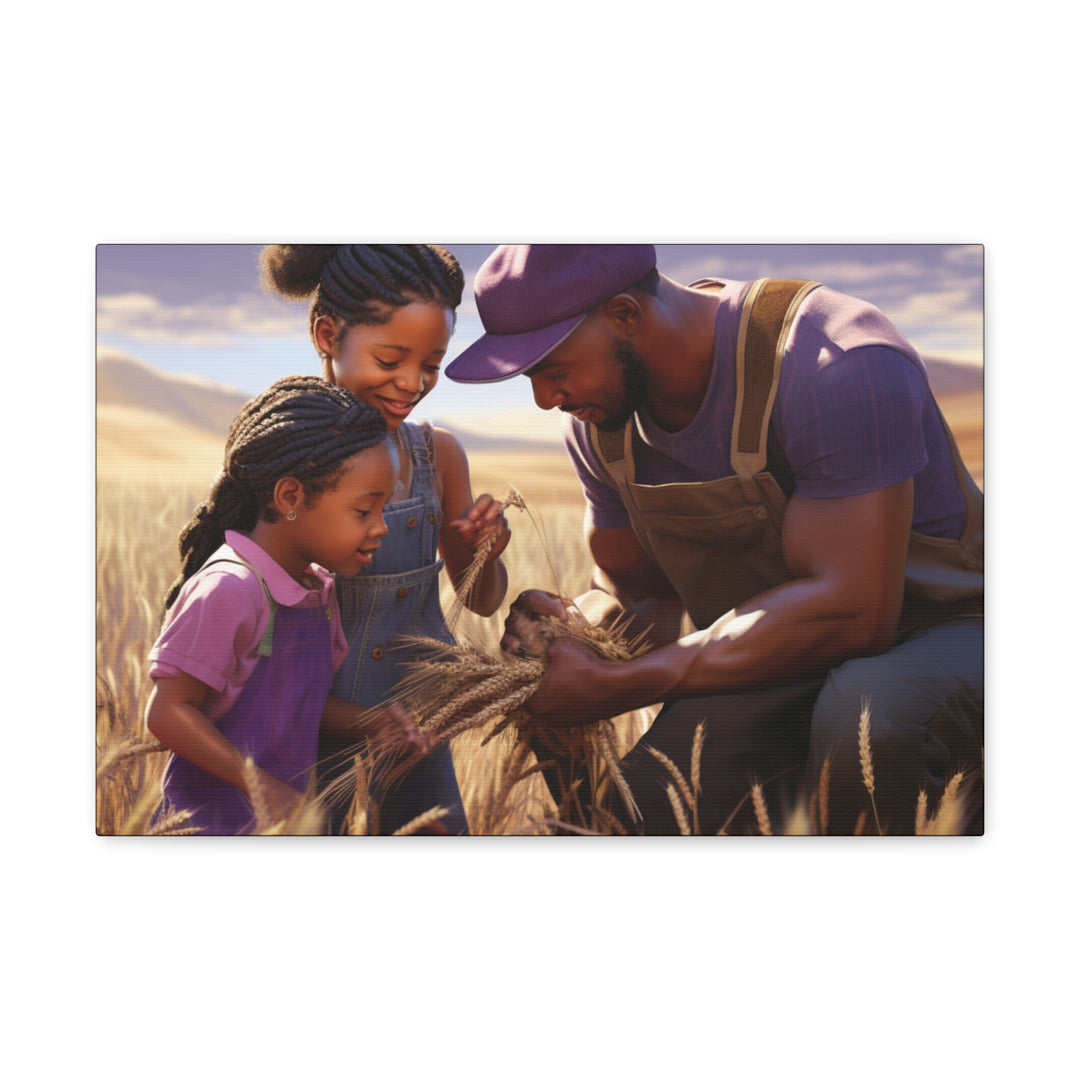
433,427,509,617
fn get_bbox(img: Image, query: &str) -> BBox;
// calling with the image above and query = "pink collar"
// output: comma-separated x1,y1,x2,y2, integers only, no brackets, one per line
223,531,335,607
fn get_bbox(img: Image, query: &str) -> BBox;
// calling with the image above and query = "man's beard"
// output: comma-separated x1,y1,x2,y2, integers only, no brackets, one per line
595,342,649,432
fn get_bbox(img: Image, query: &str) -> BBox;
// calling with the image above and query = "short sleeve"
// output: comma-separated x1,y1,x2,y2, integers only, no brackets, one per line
148,569,265,693
562,414,632,530
778,345,931,499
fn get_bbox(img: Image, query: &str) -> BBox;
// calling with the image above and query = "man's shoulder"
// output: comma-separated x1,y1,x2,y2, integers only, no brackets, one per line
792,285,923,365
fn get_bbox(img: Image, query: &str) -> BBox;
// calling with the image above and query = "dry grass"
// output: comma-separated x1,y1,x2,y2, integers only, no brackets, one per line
95,471,634,835
96,470,981,837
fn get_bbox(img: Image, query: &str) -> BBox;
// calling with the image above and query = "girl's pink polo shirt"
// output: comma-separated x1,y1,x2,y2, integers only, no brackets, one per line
149,530,348,724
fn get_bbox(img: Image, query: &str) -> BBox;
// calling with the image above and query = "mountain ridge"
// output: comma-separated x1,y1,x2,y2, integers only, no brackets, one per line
97,347,983,452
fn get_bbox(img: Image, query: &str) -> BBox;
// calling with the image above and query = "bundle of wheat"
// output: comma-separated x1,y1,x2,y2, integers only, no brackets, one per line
363,488,652,828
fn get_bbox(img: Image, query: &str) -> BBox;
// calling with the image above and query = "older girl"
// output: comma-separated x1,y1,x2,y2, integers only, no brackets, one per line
260,245,510,835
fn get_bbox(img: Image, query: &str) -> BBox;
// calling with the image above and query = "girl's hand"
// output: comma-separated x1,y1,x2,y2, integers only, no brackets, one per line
257,772,306,824
368,702,433,756
449,494,511,561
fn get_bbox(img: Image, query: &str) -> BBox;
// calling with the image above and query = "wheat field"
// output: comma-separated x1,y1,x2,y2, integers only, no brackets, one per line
97,384,983,837
95,461,659,836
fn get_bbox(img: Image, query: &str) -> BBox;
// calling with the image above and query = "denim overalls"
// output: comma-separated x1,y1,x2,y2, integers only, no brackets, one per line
319,422,468,835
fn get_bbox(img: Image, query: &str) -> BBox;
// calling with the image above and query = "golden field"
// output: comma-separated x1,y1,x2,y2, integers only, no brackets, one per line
95,363,983,836
96,456,625,836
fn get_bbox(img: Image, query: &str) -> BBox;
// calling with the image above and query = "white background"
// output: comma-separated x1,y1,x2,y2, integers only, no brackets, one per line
7,2,1069,1076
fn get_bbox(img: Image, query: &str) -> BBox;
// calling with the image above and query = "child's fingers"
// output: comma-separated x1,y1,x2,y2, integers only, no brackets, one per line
467,494,503,524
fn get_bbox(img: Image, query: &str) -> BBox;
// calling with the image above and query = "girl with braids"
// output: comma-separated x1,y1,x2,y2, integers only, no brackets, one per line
146,376,418,835
260,245,510,836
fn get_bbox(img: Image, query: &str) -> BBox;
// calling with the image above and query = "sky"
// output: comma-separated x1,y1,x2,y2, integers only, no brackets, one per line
96,244,983,442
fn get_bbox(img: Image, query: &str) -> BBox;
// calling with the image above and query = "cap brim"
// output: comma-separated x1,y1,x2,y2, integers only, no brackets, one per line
445,312,586,383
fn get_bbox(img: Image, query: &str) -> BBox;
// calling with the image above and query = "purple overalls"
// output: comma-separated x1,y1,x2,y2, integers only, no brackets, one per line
158,558,333,836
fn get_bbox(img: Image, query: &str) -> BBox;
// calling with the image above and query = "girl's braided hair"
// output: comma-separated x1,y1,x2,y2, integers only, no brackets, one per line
164,375,388,610
259,245,465,346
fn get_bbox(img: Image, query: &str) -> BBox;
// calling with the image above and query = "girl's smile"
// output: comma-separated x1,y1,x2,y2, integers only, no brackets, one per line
317,302,456,430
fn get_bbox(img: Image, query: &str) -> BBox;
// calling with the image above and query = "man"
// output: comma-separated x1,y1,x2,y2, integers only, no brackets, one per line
446,245,983,835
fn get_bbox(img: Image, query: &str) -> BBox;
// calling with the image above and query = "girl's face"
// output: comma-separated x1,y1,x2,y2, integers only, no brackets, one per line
293,444,396,577
324,302,455,430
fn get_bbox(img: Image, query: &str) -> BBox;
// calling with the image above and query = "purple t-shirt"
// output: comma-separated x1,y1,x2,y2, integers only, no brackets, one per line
149,531,349,724
566,280,968,540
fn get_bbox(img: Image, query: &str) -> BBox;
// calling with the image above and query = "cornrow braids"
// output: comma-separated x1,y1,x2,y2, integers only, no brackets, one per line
163,375,388,611
259,244,464,343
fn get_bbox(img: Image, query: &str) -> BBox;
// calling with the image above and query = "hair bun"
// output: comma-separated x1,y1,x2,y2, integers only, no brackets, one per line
259,245,341,299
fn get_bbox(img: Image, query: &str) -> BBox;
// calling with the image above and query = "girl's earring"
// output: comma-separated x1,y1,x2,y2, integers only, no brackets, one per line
287,510,297,521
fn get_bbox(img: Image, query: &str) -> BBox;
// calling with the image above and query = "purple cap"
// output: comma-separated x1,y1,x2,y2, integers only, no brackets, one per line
445,244,657,383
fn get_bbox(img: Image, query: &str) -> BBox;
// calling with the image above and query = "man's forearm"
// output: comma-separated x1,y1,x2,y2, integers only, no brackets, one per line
532,576,897,726
629,577,893,700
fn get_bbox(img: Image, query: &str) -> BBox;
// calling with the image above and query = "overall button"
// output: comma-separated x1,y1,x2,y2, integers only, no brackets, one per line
325,607,333,619
398,587,410,598
371,647,384,660
753,506,769,520
406,516,417,528
427,513,437,524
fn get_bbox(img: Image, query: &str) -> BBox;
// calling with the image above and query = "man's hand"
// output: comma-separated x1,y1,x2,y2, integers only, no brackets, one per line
500,589,570,658
517,636,618,726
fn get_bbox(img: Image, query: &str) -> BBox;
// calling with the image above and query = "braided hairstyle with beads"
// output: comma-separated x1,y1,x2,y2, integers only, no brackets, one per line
259,245,465,358
164,375,388,611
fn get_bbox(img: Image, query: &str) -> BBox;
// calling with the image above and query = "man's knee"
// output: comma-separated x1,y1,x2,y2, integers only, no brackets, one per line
808,637,983,833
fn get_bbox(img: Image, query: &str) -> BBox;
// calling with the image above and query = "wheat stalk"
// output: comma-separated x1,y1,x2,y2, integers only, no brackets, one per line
595,719,642,823
665,783,691,836
96,738,168,783
927,771,966,835
689,721,705,835
914,790,929,835
145,807,203,836
242,757,273,834
647,745,695,826
446,488,529,630
858,697,883,835
816,756,830,836
751,782,773,836
392,806,451,836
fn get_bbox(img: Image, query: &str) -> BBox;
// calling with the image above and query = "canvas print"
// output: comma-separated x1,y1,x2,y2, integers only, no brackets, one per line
96,244,984,837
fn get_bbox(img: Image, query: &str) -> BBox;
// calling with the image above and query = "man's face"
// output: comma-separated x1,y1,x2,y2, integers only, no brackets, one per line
525,313,648,431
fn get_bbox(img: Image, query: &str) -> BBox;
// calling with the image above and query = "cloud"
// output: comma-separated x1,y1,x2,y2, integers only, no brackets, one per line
96,292,309,347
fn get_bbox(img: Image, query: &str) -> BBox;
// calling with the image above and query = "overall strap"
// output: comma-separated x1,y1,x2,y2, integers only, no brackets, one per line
202,553,278,657
589,278,821,495
731,278,820,499
411,420,443,504
590,419,636,485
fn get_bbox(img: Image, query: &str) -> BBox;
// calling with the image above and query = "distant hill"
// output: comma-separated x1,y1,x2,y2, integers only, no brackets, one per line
97,348,251,436
95,347,562,453
922,355,984,399
96,348,982,460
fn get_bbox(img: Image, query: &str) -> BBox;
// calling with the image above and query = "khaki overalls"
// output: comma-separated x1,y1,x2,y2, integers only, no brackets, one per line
586,279,984,833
